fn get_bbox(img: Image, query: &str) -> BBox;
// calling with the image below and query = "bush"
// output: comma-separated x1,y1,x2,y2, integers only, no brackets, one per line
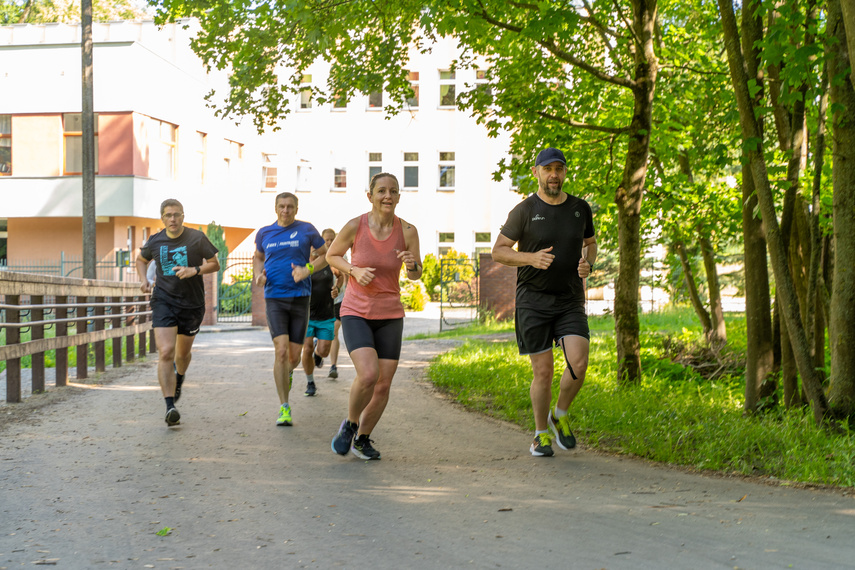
400,278,429,311
421,254,441,301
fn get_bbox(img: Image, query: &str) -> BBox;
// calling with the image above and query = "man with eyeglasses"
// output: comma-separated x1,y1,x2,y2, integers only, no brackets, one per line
136,199,220,427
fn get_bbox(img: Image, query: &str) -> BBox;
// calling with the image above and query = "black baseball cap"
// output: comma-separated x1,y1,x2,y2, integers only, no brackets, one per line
535,148,566,167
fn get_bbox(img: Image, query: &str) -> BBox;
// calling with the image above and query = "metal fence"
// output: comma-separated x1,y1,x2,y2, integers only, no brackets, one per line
0,251,134,282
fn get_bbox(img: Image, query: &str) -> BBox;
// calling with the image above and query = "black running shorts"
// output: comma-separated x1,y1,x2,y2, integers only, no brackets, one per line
515,304,589,355
265,296,310,342
340,316,404,360
150,297,205,336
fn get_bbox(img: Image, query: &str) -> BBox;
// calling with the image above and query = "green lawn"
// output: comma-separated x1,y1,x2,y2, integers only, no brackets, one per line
426,307,855,488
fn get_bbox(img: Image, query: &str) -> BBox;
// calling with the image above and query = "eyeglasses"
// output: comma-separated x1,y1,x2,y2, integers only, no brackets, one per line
162,213,184,219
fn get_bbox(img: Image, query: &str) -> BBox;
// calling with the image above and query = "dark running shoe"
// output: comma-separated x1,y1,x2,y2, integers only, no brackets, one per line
173,363,183,403
548,411,577,450
530,433,554,457
304,381,317,397
328,365,338,379
313,352,324,368
332,419,357,455
351,434,381,460
165,407,181,426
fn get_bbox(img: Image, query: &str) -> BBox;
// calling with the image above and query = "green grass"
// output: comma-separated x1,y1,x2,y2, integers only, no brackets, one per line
427,306,855,488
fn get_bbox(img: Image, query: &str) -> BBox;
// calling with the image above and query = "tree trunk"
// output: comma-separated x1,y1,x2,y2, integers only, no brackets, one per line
614,0,658,385
718,0,828,423
674,238,712,335
807,67,828,384
840,0,855,89
827,0,855,417
699,235,726,346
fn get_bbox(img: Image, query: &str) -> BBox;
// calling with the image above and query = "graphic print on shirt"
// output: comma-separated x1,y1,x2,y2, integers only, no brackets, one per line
160,245,188,276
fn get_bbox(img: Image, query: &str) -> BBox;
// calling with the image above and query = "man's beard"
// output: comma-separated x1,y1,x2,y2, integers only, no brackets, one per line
541,179,563,197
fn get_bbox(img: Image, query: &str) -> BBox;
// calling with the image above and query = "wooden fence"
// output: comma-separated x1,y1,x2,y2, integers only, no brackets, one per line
1,271,154,403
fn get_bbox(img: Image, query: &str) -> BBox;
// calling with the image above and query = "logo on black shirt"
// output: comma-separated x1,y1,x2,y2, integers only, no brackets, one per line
532,214,546,221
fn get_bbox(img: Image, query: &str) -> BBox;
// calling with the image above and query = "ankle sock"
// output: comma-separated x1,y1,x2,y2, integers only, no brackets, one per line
176,372,185,385
554,406,568,418
306,373,314,383
165,397,175,411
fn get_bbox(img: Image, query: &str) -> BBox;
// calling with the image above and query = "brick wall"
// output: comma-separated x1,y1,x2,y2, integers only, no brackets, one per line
251,280,268,327
478,253,516,321
202,273,217,325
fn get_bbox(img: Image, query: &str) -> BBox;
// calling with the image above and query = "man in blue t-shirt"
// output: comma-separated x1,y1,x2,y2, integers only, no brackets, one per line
253,192,327,426
492,148,597,458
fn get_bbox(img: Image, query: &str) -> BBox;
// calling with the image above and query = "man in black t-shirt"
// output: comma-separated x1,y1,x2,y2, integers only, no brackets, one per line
300,228,338,397
492,148,597,457
136,199,220,427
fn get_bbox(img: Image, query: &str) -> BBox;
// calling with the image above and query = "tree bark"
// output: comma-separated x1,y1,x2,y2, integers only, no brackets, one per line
737,0,775,414
674,238,713,335
827,0,855,417
699,235,726,346
840,0,855,89
718,0,829,423
614,0,658,385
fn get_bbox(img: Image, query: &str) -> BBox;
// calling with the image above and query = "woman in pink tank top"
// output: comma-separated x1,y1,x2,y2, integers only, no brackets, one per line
326,173,422,460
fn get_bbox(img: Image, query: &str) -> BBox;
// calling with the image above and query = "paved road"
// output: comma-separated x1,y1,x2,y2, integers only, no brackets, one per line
1,313,853,569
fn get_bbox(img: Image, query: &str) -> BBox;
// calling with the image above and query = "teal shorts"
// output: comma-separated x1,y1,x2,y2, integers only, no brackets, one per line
306,317,336,341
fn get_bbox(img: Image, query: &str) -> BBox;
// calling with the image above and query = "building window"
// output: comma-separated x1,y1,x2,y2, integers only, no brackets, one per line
296,160,312,192
262,153,278,190
63,113,99,175
403,152,419,190
475,232,491,243
368,91,383,109
368,152,382,185
439,70,456,107
300,74,312,109
334,166,347,189
151,119,177,180
438,151,455,190
475,231,492,255
438,232,455,255
333,92,347,110
475,68,493,98
195,131,207,184
224,139,243,181
406,71,419,108
0,115,11,175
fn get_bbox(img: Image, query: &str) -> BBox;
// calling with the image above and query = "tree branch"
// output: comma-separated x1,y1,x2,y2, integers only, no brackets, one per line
581,0,627,74
537,110,631,134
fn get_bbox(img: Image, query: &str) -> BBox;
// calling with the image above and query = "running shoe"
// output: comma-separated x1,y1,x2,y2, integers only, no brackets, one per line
547,411,577,450
276,404,292,426
173,363,183,403
530,433,554,457
165,407,181,426
328,365,338,379
313,352,324,368
351,434,381,460
331,419,357,455
304,381,317,397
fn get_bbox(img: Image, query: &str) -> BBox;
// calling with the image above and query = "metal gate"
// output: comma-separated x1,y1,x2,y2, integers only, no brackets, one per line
217,253,253,323
439,256,479,331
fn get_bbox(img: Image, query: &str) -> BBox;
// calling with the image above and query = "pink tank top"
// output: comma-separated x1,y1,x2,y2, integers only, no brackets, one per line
341,214,407,319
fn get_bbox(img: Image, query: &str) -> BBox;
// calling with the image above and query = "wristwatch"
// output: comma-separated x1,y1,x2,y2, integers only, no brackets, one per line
195,266,201,275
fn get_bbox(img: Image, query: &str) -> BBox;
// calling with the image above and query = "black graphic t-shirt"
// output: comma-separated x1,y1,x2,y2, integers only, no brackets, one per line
309,265,335,322
500,192,595,309
140,227,219,309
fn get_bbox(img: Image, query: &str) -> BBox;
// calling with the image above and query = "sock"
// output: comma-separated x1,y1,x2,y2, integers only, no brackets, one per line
165,397,175,411
535,429,549,437
281,402,290,409
306,373,314,383
176,372,185,385
554,406,568,418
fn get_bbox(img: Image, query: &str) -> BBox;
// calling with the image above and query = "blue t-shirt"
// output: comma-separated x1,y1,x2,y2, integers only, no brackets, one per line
255,220,325,299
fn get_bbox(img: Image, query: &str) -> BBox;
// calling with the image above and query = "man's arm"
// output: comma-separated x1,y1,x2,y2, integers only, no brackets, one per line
135,254,152,294
491,233,555,270
578,237,597,279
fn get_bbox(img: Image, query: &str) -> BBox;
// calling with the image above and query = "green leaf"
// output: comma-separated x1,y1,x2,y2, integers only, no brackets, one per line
156,527,173,536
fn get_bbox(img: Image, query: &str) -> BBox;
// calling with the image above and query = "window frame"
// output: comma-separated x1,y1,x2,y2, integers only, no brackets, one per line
406,71,420,109
438,151,456,191
262,153,278,191
438,70,456,108
403,151,419,191
0,115,11,176
300,74,313,110
62,113,100,176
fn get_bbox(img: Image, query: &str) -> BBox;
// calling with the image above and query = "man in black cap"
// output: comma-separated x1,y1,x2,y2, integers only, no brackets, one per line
492,148,597,457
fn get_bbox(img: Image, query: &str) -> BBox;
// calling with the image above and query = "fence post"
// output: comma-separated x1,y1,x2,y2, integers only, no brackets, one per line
30,295,45,393
125,297,135,363
76,296,89,380
94,296,105,372
137,295,146,358
4,295,21,403
55,295,68,386
111,296,122,368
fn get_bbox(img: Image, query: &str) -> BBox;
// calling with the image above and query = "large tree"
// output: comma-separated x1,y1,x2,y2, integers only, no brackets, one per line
155,0,661,384
1,0,148,24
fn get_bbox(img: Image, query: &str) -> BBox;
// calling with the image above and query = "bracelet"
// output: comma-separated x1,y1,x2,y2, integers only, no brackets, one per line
349,265,355,275
306,263,314,274
587,260,594,272
407,262,421,272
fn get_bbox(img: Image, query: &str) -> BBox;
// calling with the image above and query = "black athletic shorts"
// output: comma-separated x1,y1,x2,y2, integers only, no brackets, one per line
515,304,589,355
340,316,404,360
150,297,204,336
334,302,342,321
266,296,310,343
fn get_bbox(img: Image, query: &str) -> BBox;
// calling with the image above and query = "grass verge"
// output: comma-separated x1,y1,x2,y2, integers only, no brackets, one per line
427,307,855,488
